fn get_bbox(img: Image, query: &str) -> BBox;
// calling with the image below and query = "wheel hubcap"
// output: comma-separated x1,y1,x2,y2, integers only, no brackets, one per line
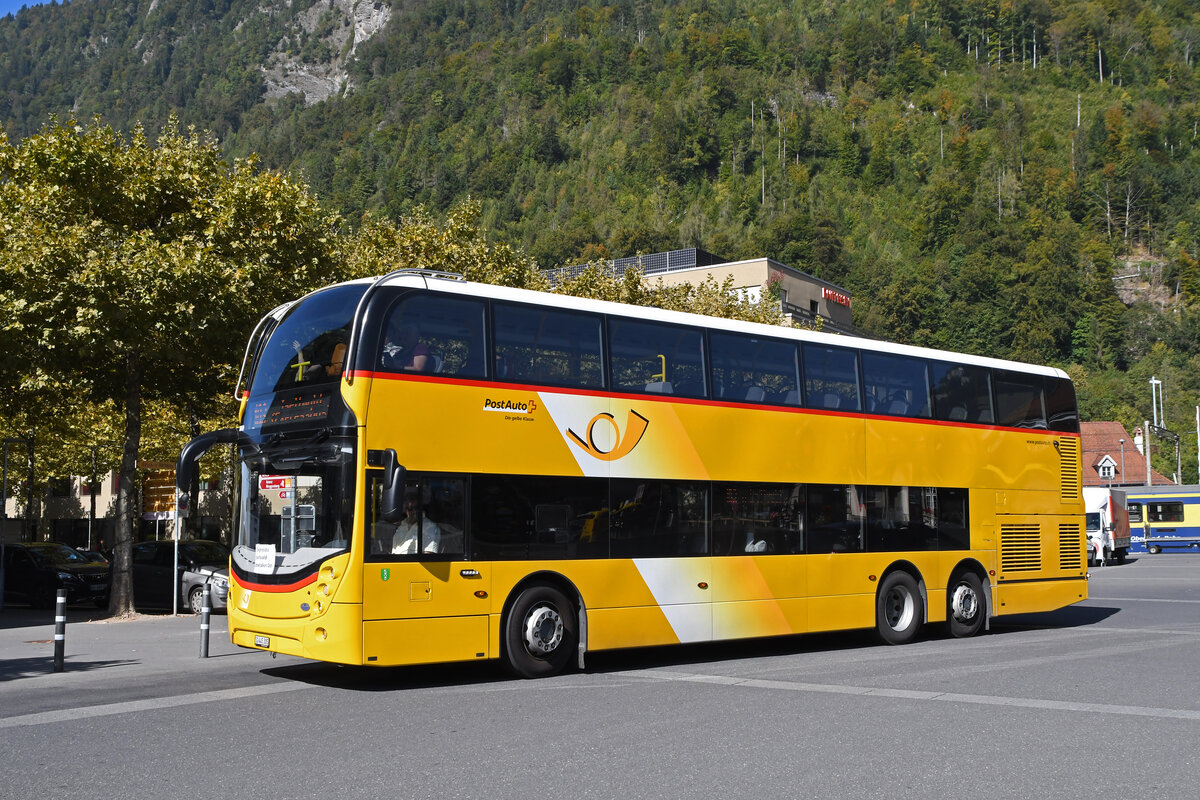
523,604,563,656
951,583,979,623
884,587,915,631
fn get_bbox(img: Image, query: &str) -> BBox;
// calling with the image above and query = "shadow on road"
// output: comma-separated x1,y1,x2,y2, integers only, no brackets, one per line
0,655,140,681
256,604,1120,692
0,606,114,631
990,604,1121,632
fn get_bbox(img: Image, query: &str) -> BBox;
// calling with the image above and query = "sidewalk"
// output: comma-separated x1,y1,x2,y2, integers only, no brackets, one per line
0,603,248,685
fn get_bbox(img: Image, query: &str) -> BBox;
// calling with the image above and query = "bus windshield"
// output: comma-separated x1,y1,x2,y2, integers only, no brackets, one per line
233,434,357,576
248,284,367,396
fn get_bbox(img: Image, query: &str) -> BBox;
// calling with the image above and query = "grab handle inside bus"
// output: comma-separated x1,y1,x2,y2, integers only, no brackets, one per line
380,448,406,523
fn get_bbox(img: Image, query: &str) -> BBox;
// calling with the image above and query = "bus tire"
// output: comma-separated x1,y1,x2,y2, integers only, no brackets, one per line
503,584,576,678
1148,545,1161,554
876,571,923,645
947,572,986,638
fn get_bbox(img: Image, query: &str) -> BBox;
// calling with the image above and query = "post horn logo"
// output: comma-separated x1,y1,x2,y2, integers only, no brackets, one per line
566,409,650,462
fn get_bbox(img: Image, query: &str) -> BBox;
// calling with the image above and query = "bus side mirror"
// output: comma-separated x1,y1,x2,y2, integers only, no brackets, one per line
380,449,406,523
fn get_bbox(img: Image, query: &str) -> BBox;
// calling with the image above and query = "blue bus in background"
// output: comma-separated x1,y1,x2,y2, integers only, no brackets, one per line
1125,486,1200,554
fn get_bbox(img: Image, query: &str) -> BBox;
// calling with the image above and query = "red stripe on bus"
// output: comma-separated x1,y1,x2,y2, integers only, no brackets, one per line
232,571,318,593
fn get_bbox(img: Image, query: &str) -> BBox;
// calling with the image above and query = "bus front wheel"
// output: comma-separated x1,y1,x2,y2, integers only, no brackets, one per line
947,572,985,638
876,571,923,645
503,584,577,678
1148,545,1161,554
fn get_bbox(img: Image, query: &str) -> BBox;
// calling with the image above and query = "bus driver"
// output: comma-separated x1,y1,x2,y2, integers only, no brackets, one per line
392,494,442,554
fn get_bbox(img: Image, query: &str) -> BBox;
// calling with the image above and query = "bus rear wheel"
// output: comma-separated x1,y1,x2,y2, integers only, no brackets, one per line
947,572,985,638
876,571,923,645
1148,545,1161,554
503,584,577,678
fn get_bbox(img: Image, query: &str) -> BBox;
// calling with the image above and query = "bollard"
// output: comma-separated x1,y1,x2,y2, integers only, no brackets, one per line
199,584,211,658
53,589,66,673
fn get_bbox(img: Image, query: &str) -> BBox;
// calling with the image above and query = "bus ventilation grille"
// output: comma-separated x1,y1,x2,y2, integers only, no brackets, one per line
1000,524,1042,572
1058,437,1081,501
1059,523,1083,571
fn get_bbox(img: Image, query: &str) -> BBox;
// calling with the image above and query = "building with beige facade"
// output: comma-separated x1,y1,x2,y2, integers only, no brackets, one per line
549,248,856,333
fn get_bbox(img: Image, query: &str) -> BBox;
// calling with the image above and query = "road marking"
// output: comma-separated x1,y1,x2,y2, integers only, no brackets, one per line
1089,595,1200,604
617,669,1200,721
0,682,311,729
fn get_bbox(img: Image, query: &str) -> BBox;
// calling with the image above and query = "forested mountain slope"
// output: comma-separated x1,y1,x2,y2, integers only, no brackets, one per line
4,0,1200,477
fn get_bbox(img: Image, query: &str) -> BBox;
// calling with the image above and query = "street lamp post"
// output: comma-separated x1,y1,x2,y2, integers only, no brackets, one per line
87,445,98,550
1116,438,1125,486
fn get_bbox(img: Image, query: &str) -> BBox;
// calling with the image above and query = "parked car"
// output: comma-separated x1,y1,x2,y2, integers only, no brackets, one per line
1,541,111,608
74,547,110,564
128,539,230,614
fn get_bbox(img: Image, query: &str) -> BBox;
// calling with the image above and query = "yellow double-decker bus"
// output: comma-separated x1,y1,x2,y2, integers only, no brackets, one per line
178,270,1087,677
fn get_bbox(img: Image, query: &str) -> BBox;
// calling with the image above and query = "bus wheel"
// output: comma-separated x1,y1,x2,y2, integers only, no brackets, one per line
1148,545,1161,554
876,572,923,645
947,572,985,638
504,584,576,678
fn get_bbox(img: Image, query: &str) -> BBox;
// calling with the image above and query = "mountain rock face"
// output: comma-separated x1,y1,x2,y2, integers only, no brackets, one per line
260,0,391,105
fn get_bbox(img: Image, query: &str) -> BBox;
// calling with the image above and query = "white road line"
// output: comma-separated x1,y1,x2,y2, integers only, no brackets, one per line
1088,596,1200,604
616,669,1200,721
0,682,311,729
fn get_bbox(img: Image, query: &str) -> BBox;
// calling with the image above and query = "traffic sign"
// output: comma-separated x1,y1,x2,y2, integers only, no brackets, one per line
260,476,294,490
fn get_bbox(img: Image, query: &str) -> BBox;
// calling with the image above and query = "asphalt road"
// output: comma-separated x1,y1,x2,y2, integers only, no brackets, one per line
2,555,1198,799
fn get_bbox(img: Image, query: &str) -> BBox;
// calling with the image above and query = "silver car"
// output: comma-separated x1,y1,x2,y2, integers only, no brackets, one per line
129,539,230,614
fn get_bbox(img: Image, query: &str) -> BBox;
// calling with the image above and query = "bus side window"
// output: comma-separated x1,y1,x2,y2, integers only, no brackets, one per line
378,294,486,377
861,353,931,418
806,484,864,554
802,344,860,411
931,363,994,424
608,319,706,398
493,303,603,388
609,479,708,557
1127,503,1142,524
1044,376,1080,433
994,370,1047,429
710,331,801,405
712,482,805,555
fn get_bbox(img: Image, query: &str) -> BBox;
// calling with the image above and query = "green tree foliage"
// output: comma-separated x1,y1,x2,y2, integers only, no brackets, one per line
0,116,337,615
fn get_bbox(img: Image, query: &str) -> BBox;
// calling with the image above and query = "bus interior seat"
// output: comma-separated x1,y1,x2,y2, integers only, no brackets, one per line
948,405,968,420
886,398,909,415
782,389,800,405
744,386,766,402
644,381,674,393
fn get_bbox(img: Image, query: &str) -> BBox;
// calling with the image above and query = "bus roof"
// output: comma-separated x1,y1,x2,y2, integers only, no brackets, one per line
321,271,1069,380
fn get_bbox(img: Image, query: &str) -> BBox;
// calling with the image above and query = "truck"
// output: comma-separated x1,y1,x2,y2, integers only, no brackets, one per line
1083,487,1131,565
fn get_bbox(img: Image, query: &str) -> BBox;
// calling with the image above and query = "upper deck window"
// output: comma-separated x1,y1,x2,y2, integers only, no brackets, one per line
1044,376,1080,433
931,363,994,423
378,294,487,378
608,319,706,397
862,352,931,418
494,303,603,388
802,344,860,411
994,369,1047,429
710,332,801,405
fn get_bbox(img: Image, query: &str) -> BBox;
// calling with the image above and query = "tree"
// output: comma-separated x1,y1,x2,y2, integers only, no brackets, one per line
340,198,548,289
0,117,338,616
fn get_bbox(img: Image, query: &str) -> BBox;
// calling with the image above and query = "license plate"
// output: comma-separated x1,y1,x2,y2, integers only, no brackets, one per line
254,635,270,648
